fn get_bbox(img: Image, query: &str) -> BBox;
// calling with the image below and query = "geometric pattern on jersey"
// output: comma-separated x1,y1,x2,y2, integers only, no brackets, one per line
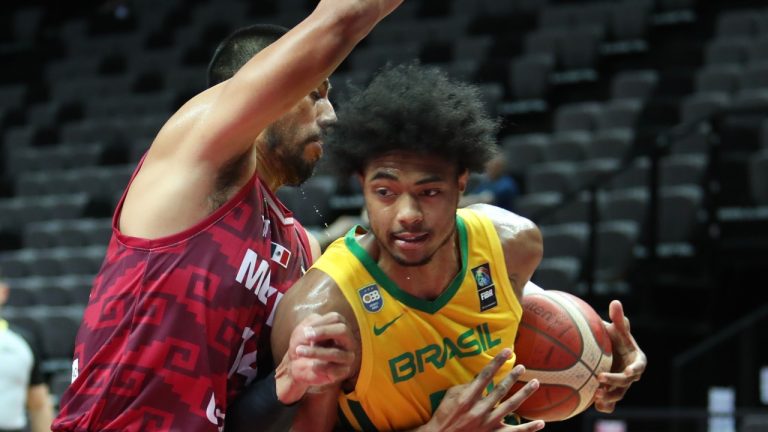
311,208,522,431
52,164,311,432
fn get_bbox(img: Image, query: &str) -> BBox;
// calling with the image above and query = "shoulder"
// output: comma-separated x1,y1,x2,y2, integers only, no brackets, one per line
463,204,542,248
279,269,354,324
464,204,543,296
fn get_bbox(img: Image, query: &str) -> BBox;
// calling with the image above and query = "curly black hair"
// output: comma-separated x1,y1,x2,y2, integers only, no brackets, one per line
326,62,500,176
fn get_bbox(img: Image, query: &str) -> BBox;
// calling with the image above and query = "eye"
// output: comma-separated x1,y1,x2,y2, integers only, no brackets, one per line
310,91,322,101
375,188,394,198
422,189,441,197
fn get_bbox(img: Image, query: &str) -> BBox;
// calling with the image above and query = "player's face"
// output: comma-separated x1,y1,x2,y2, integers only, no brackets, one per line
266,80,336,186
361,151,468,267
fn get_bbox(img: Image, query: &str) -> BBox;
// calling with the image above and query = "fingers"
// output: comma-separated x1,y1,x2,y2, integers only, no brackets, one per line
304,321,356,349
462,348,513,407
295,312,354,348
599,359,645,388
296,344,355,366
491,376,539,425
483,364,526,413
502,419,545,431
608,300,630,335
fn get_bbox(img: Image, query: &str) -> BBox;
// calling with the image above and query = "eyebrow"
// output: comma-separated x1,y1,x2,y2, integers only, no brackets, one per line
369,171,445,185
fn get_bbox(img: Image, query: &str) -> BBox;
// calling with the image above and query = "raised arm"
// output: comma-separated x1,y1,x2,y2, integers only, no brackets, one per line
120,0,403,238
165,1,402,166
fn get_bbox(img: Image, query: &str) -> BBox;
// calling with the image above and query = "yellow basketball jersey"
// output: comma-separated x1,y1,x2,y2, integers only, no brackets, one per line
311,208,523,431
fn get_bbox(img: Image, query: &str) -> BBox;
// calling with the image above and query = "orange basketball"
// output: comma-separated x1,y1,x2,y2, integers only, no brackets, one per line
510,290,612,421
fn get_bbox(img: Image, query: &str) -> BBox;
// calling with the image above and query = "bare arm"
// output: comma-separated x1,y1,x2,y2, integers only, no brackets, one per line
121,0,403,237
157,0,403,167
27,384,54,432
271,269,359,432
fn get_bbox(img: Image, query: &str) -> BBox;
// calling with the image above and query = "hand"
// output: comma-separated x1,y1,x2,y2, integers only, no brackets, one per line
420,348,545,432
275,312,356,404
595,300,647,413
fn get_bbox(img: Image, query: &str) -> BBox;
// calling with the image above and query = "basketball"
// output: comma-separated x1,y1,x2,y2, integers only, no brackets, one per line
510,290,613,422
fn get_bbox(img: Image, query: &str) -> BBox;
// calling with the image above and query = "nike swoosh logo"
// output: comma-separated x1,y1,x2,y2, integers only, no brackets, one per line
373,314,403,336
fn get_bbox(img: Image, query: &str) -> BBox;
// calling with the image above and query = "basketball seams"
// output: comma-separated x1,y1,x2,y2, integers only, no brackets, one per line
515,291,613,420
543,292,610,416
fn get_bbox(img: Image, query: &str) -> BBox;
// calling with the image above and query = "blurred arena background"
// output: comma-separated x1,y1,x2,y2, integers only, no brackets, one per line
1,0,767,431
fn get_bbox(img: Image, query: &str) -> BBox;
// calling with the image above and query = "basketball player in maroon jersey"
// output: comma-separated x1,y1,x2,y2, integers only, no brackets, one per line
52,1,404,431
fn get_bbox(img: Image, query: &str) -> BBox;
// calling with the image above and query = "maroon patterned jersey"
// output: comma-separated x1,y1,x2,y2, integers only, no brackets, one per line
53,166,312,432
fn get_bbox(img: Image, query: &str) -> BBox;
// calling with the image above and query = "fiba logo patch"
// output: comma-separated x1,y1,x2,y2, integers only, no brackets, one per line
472,263,497,311
358,284,383,313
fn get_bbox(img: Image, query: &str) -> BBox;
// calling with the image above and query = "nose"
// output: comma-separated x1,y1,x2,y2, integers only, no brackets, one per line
396,194,423,229
317,98,337,130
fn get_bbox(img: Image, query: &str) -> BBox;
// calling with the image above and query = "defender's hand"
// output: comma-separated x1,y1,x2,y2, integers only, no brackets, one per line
275,312,355,404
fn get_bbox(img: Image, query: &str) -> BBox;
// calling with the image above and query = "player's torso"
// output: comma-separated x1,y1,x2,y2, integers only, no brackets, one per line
314,209,522,431
0,323,34,429
55,173,310,432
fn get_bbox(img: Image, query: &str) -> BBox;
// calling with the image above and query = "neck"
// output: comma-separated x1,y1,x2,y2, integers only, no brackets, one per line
254,141,286,193
378,229,461,301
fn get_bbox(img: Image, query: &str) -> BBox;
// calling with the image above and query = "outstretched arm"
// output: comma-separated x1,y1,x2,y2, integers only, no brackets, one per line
121,0,404,238
156,0,405,167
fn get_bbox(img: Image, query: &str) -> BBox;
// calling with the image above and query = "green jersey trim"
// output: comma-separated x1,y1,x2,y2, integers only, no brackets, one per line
344,215,468,314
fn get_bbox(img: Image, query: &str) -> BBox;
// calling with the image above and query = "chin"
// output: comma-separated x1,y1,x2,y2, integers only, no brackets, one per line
392,253,433,267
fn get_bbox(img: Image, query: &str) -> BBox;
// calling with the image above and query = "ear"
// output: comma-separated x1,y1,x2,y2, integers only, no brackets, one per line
458,169,469,193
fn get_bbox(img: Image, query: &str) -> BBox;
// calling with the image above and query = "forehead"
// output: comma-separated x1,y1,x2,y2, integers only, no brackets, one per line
363,151,456,180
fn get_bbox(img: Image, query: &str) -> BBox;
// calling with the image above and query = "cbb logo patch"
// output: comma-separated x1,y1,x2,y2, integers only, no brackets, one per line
358,284,383,313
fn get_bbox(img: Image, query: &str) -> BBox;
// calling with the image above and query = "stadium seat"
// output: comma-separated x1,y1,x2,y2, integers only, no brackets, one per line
657,185,704,248
593,220,639,288
541,222,589,262
501,134,550,177
611,70,659,100
546,131,592,162
588,129,635,160
660,153,708,187
598,99,643,130
679,92,731,123
509,54,555,100
695,65,743,94
532,256,583,295
599,187,649,227
704,37,753,65
514,192,562,225
553,102,603,132
526,161,578,194
748,150,768,205
715,10,762,38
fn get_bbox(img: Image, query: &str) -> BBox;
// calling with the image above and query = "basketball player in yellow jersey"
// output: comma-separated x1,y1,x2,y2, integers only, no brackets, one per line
270,63,647,431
